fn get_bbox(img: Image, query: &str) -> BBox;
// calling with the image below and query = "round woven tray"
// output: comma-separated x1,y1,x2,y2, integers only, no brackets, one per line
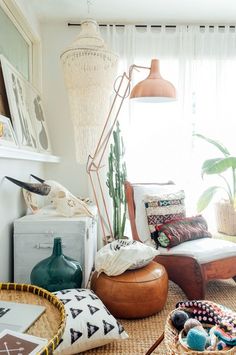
0,283,66,355
164,309,236,355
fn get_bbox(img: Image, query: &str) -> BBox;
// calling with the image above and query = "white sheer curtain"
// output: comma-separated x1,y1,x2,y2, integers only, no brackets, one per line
100,25,236,223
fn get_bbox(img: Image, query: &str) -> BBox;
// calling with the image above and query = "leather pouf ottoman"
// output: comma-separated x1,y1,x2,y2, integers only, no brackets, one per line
90,261,168,319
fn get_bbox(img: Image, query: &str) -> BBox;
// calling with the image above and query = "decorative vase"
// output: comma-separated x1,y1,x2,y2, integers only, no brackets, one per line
30,237,83,292
215,202,236,236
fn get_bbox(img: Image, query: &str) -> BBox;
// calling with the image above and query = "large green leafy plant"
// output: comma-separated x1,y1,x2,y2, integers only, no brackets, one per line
106,122,127,239
194,133,236,212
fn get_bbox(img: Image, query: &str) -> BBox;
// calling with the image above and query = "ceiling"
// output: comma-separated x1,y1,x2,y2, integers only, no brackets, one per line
30,0,236,24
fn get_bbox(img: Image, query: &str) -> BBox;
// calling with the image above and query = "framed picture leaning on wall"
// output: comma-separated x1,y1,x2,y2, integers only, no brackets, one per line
0,63,11,118
30,86,52,153
0,55,52,153
0,114,18,147
0,55,38,151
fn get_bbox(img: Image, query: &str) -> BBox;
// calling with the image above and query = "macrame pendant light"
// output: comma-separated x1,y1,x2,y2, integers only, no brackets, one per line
61,19,119,163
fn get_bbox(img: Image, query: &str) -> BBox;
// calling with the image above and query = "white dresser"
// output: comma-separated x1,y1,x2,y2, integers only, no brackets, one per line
13,206,97,288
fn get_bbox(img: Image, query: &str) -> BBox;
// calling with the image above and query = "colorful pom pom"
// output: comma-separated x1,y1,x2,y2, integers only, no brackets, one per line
171,310,189,331
187,328,207,351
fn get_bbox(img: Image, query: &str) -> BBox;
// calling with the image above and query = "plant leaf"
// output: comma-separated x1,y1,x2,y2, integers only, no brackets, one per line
193,133,230,156
197,186,222,212
202,157,236,175
201,158,222,177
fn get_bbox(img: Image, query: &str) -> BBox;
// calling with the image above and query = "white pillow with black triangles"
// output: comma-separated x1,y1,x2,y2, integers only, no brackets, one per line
54,288,128,354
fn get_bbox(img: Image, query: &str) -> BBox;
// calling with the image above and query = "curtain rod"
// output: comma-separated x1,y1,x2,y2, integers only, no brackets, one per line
68,23,236,29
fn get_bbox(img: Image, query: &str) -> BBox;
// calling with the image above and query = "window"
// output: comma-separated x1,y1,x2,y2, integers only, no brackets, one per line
0,3,31,80
101,25,236,230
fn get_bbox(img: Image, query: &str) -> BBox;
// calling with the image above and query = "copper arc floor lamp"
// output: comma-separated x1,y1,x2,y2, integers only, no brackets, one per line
86,59,176,243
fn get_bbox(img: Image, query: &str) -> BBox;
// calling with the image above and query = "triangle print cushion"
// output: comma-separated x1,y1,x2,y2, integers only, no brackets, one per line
54,289,128,354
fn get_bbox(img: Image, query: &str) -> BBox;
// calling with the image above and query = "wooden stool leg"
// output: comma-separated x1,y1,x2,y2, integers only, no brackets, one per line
145,332,164,355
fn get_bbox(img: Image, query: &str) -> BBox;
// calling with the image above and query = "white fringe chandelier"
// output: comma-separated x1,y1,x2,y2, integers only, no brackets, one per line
61,19,119,163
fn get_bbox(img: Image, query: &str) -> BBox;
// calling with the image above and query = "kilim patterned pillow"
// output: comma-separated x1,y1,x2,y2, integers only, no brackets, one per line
144,190,186,238
153,215,212,248
54,289,128,354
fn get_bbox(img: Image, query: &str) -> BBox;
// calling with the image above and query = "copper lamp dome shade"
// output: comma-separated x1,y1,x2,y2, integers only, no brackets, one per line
130,59,176,102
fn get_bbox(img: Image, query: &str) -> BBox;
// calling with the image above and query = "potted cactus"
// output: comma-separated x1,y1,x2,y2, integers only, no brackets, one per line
194,133,236,235
106,121,127,240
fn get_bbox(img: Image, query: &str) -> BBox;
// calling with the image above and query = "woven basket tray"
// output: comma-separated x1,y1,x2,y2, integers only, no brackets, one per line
164,309,236,355
0,283,66,355
215,202,236,236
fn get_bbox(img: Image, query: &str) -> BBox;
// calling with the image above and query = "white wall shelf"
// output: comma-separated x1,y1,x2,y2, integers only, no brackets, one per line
0,147,60,162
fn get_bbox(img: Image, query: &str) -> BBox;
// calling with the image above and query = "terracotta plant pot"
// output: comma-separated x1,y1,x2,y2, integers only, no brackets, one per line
215,202,236,236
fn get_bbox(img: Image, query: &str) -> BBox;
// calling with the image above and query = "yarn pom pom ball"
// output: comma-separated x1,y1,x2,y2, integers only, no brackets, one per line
184,318,207,334
171,310,189,330
217,340,227,350
187,328,207,351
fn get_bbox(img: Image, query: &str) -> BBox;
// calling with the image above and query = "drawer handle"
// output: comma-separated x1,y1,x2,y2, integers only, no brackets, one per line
35,242,66,249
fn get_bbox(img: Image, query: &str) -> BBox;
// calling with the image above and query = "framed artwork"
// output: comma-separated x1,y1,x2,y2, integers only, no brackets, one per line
0,94,6,115
0,329,47,355
0,114,18,147
0,55,52,153
0,64,10,117
29,86,52,153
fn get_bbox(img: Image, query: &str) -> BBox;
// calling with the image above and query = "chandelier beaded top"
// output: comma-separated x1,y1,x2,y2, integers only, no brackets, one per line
61,19,119,163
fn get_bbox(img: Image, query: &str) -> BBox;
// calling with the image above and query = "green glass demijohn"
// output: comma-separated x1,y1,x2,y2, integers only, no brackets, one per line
30,237,83,292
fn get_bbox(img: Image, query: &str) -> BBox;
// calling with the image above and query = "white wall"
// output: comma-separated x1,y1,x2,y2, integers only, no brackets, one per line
0,161,45,281
0,1,48,281
14,0,41,37
0,13,91,281
40,22,88,197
